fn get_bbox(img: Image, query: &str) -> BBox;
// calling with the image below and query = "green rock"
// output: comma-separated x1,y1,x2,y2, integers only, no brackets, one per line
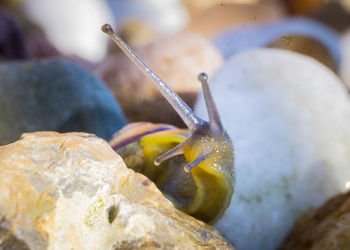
0,59,126,145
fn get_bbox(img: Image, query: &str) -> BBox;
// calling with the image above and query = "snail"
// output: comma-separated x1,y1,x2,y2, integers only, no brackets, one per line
102,24,234,224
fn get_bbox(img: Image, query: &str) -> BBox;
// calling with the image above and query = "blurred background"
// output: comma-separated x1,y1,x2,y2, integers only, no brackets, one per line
1,0,350,128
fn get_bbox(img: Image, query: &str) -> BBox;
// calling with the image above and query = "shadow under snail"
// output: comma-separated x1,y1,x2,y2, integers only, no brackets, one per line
102,24,234,224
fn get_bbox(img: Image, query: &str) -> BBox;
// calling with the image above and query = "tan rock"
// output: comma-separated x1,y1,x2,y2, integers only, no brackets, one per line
182,0,262,14
268,35,337,72
185,1,286,38
97,32,223,127
0,132,233,249
279,191,350,249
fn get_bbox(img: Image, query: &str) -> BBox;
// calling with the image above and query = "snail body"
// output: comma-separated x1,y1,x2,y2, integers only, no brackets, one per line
103,24,234,224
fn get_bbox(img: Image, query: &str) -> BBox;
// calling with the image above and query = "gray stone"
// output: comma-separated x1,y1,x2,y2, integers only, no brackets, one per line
0,59,126,145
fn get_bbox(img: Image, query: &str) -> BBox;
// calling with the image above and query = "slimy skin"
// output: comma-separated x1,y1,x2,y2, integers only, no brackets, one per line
104,24,234,223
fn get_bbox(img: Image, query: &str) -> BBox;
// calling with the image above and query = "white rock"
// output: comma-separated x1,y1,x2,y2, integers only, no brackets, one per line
195,49,350,250
106,0,189,37
23,0,115,61
340,28,350,88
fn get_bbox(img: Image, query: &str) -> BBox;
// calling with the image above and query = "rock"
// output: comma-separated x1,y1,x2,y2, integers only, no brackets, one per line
268,35,338,72
213,18,341,71
23,0,115,61
97,32,223,127
310,2,350,32
194,49,350,250
284,0,350,32
0,131,233,249
279,191,350,249
185,1,285,38
283,0,325,15
0,59,126,145
106,0,189,41
0,11,30,61
340,28,350,88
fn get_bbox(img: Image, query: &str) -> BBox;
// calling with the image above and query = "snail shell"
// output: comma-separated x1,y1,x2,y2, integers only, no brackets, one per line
110,122,233,223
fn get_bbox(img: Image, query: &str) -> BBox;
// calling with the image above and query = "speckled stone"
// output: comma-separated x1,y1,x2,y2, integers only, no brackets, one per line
0,59,126,145
0,132,233,249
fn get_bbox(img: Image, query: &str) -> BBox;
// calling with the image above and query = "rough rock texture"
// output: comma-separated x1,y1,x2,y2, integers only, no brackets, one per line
0,59,126,145
279,191,350,249
195,49,350,250
97,32,223,127
0,132,233,249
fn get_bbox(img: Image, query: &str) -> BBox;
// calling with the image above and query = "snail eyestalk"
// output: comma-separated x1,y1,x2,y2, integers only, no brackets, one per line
154,142,184,166
198,72,224,136
101,24,204,131
184,152,212,173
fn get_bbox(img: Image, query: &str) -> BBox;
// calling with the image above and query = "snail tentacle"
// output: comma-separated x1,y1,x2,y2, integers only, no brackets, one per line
184,152,212,173
104,24,234,224
101,24,204,131
154,142,184,166
198,72,224,136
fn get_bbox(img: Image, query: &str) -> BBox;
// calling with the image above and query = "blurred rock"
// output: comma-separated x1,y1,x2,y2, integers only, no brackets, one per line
0,131,234,249
341,28,350,88
268,35,338,72
195,49,350,250
116,21,158,47
282,0,325,15
310,2,350,32
182,0,263,14
106,0,189,41
0,59,126,145
0,0,23,10
0,4,96,70
23,0,115,62
0,11,30,61
341,0,350,12
213,18,341,72
97,32,223,127
185,1,286,38
279,191,350,249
